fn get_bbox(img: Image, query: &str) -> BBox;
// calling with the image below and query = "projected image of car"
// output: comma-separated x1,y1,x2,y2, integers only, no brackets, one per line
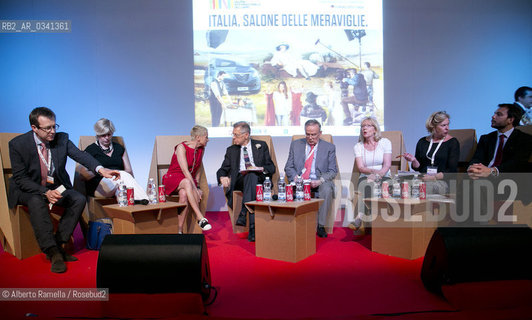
205,58,261,95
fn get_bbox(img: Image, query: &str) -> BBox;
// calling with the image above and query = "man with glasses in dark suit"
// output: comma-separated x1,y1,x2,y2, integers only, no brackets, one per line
8,107,120,273
216,121,276,242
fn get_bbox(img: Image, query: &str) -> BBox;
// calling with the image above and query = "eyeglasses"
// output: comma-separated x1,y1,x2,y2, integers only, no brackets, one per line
232,132,246,137
305,133,320,138
37,124,60,132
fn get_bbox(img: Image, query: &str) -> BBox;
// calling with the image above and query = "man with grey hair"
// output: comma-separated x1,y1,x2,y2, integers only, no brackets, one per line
217,121,276,242
284,119,338,238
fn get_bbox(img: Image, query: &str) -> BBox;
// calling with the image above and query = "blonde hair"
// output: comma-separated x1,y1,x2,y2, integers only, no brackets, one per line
191,125,208,138
94,118,115,136
425,111,450,134
358,117,382,142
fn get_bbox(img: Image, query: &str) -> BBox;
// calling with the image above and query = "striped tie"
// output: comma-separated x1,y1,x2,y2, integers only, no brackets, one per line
243,147,252,169
39,143,48,186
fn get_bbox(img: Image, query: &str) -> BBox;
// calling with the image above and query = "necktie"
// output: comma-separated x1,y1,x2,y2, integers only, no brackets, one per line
243,147,252,169
302,145,315,180
39,143,49,186
492,134,506,167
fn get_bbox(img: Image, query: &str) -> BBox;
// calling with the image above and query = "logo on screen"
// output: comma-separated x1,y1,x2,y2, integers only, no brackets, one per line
212,0,232,10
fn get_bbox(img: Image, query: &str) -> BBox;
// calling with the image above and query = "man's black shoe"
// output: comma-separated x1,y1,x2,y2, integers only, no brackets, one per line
47,247,67,273
317,226,328,238
236,211,247,226
58,246,78,262
248,228,255,242
248,233,255,242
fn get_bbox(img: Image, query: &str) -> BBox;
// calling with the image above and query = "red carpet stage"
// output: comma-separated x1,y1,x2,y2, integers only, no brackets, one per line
1,211,530,319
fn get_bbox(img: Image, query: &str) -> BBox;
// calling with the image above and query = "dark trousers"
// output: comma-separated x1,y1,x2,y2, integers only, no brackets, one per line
18,189,86,252
233,172,265,214
209,98,222,127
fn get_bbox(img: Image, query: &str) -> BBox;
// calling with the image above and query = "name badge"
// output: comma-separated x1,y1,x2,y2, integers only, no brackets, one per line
427,166,438,176
46,176,55,184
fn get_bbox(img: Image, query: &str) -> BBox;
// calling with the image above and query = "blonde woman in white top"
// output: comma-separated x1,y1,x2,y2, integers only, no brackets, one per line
350,117,392,233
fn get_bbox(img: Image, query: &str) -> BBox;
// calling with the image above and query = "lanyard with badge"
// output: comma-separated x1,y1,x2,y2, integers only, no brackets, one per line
426,138,443,176
37,144,55,184
301,143,317,177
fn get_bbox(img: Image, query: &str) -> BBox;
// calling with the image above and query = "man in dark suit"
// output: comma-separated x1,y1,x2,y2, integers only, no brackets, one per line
217,121,276,242
8,107,120,273
514,86,532,125
285,119,338,238
468,103,532,178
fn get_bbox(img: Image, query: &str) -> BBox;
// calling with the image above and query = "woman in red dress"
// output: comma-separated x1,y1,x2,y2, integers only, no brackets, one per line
290,81,303,125
264,85,276,126
162,125,211,233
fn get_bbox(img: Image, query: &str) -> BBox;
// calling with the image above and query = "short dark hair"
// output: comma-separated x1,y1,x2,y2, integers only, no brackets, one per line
233,121,250,134
498,103,523,127
304,119,321,130
29,107,56,127
514,86,532,101
217,71,226,77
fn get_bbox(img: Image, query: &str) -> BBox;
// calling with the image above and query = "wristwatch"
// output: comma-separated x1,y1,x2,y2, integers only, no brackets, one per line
490,167,498,176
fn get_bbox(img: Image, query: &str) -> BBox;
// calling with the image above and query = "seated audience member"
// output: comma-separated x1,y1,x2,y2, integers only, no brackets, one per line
350,117,391,233
285,119,338,238
514,86,532,125
300,92,327,123
468,104,532,178
162,125,211,232
217,121,276,242
403,111,460,194
80,118,148,202
8,107,120,273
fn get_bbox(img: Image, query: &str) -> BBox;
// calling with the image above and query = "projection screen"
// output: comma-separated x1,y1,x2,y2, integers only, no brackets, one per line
193,0,383,137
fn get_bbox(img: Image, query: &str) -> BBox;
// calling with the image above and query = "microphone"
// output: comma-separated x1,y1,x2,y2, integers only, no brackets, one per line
134,199,149,205
272,194,278,201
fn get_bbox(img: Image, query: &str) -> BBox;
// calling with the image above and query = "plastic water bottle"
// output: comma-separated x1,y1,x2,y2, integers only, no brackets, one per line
278,175,286,202
372,174,382,198
295,175,304,201
392,174,401,198
147,178,158,204
117,181,128,207
412,173,420,199
263,177,272,202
